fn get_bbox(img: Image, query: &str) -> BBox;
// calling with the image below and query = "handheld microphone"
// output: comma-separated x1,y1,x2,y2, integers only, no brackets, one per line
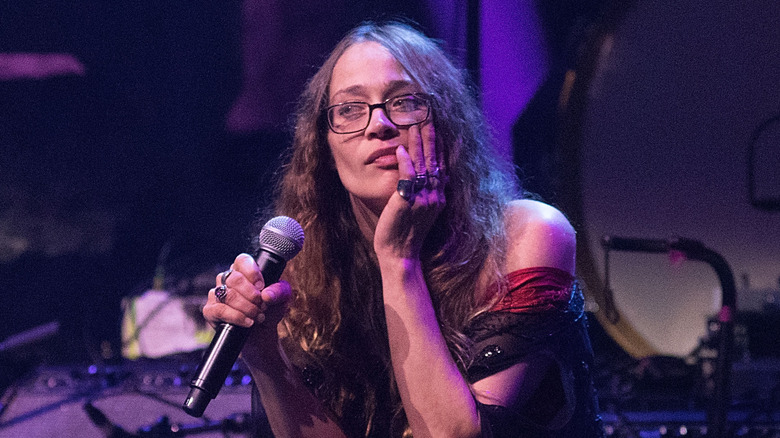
183,216,304,417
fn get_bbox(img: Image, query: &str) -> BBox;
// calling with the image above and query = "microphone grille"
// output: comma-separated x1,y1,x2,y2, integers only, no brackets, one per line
258,216,305,261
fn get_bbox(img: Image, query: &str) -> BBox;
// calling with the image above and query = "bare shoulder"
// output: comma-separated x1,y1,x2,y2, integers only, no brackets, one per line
502,199,576,274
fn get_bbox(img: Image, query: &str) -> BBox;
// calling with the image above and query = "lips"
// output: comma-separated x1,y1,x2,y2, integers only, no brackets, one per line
365,146,400,165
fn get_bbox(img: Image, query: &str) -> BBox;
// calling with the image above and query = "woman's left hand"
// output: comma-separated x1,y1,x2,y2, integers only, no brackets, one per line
373,122,446,260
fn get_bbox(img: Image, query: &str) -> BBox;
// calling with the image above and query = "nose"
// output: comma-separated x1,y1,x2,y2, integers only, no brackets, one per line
364,107,398,139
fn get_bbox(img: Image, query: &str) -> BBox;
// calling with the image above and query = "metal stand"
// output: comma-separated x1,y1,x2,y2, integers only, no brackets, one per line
602,236,736,438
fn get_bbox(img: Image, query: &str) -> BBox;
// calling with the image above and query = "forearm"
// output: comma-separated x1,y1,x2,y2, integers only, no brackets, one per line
380,258,481,438
242,341,347,438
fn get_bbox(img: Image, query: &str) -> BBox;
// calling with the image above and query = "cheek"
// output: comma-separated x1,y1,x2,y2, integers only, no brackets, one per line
327,133,347,164
327,138,358,183
327,135,343,164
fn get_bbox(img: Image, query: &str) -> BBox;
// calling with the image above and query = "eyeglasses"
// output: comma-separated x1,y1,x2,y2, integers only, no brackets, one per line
325,93,431,134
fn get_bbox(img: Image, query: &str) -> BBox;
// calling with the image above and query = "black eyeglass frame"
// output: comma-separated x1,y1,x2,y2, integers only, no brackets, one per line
325,92,432,134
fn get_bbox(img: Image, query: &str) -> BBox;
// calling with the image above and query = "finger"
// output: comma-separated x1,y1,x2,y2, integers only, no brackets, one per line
407,124,427,175
420,122,446,191
261,280,292,305
203,295,255,327
396,145,415,180
208,285,264,321
394,145,419,204
436,136,447,179
233,253,263,286
216,254,261,290
220,253,269,306
421,122,438,172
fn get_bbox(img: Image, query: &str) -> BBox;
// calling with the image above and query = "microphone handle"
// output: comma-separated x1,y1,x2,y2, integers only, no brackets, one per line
183,250,286,417
185,324,250,411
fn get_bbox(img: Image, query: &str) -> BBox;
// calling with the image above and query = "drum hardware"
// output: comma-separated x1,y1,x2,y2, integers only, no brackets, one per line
601,235,737,438
747,112,780,212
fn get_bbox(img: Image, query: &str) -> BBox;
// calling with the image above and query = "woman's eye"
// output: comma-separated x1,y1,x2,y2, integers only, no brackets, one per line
337,104,366,119
391,96,424,112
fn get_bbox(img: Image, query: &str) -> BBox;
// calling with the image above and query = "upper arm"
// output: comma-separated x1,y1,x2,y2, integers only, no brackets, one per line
468,201,578,428
503,199,576,275
471,352,574,430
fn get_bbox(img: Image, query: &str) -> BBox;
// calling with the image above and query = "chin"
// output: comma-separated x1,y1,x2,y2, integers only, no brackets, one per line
344,174,397,212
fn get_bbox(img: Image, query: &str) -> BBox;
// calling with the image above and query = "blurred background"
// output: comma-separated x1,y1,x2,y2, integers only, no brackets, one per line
1,0,778,436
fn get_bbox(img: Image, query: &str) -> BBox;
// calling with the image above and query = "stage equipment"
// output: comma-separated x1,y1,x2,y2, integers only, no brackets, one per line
553,0,780,363
600,410,780,437
0,361,253,438
748,112,780,211
121,291,212,360
0,322,60,355
601,236,736,438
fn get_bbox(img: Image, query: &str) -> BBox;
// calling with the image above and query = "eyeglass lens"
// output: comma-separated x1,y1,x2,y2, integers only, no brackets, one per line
328,94,429,134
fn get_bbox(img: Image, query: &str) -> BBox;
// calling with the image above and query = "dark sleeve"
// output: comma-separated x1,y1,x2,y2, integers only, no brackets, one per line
466,311,578,437
465,288,605,437
477,402,557,438
466,310,578,383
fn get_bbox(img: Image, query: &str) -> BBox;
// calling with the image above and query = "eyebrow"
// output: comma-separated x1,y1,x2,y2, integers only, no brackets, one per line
330,80,417,104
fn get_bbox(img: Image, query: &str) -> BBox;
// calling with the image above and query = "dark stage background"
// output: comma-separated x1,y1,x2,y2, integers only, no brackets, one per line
2,1,254,365
1,0,780,436
0,0,440,362
1,0,596,364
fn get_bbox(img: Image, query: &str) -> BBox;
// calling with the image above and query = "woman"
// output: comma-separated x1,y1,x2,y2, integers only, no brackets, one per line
203,21,603,438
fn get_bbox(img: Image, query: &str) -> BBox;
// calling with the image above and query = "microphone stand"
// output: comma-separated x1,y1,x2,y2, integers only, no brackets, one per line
601,235,736,438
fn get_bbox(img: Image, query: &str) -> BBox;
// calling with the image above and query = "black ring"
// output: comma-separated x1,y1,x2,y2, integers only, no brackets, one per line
397,179,414,201
413,174,427,191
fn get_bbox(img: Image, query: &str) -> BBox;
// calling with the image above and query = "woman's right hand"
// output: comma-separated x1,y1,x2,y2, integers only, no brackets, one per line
202,253,293,363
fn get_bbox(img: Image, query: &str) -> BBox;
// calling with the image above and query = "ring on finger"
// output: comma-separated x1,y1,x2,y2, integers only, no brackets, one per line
413,173,427,191
221,268,233,286
215,285,227,303
427,166,449,184
397,179,415,201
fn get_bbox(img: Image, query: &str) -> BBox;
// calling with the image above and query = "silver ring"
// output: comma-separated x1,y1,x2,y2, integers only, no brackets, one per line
413,174,427,191
215,285,227,303
397,179,414,201
428,166,449,184
221,268,233,286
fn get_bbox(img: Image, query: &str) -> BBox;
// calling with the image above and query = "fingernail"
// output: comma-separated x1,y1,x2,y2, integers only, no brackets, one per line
244,317,255,327
255,314,266,324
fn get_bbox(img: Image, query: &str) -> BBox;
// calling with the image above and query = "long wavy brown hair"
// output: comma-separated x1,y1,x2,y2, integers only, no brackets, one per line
269,21,522,437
